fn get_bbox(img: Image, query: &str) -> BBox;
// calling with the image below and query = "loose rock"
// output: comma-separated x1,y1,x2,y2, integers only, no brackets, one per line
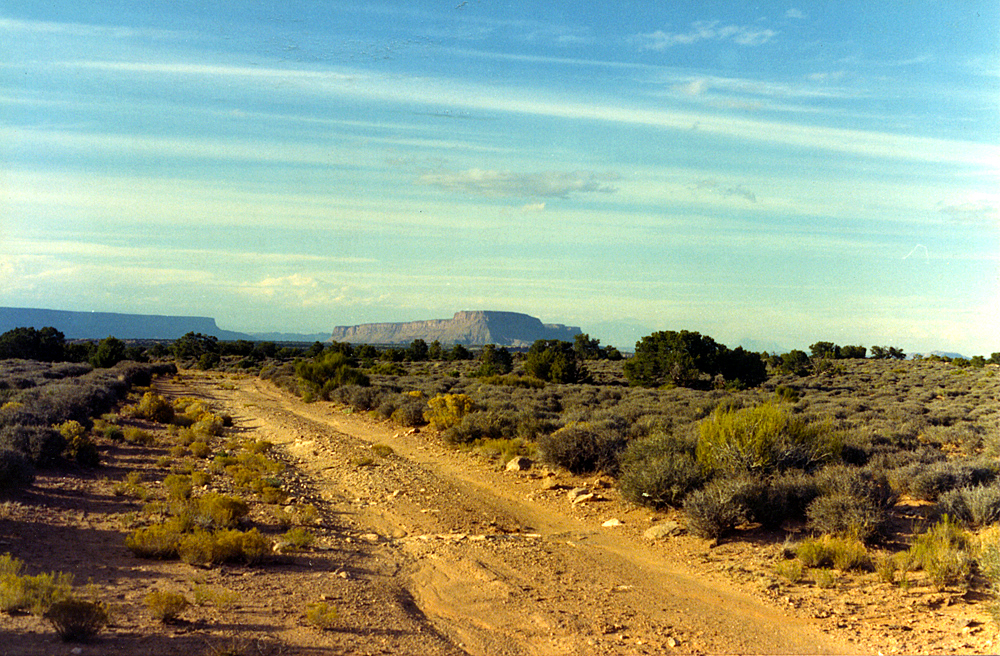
643,521,683,540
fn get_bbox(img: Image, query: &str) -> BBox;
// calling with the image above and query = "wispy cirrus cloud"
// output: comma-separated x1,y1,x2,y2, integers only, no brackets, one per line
938,200,999,225
417,168,618,198
0,17,187,40
634,21,778,50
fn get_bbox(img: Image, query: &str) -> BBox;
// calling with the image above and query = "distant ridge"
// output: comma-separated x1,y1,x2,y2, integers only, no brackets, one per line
0,307,251,341
330,311,581,347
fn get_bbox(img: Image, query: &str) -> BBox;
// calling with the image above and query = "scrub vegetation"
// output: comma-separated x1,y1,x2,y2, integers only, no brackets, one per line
1,324,999,644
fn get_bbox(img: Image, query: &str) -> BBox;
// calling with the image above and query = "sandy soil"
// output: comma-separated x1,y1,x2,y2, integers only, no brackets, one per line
1,371,996,655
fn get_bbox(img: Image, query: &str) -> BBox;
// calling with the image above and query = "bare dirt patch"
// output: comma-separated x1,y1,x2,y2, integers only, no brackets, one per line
2,370,996,654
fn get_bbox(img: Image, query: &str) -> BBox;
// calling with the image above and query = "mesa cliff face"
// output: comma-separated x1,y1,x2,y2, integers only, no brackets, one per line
0,307,250,341
330,311,581,347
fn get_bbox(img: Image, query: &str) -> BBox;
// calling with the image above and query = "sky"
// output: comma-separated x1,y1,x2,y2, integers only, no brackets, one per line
1,1,998,354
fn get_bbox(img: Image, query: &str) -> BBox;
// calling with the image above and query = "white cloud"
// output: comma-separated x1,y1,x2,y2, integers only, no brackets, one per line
417,168,619,198
635,21,777,50
785,9,806,19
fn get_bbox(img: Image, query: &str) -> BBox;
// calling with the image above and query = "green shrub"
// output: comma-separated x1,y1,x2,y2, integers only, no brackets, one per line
44,598,109,642
775,559,803,583
178,528,270,566
0,449,35,491
696,402,838,476
144,589,189,622
752,470,820,529
618,432,704,508
537,425,626,475
390,399,427,427
189,441,212,458
56,421,100,466
977,528,1000,626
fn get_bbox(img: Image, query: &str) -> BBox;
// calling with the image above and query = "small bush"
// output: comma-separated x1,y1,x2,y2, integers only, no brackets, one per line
125,521,183,559
44,598,109,642
178,528,270,566
908,516,973,590
123,427,156,446
371,444,394,458
304,601,339,630
163,474,193,501
0,424,65,466
0,566,74,616
775,559,803,583
683,480,743,540
806,466,895,541
939,484,1000,527
442,411,512,445
424,394,476,430
390,399,426,427
696,402,838,476
280,527,316,551
908,459,998,501
145,590,189,623
618,432,705,509
0,449,35,491
189,441,212,459
134,392,175,423
187,493,249,530
537,425,627,475
814,568,836,588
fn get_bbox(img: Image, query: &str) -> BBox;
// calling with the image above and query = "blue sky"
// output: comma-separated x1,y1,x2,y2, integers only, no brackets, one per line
1,2,998,354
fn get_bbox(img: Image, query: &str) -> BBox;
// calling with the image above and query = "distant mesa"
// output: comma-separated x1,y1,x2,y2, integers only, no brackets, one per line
0,307,251,341
330,311,581,347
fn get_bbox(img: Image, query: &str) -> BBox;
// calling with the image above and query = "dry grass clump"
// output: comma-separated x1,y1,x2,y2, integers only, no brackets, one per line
304,601,338,630
795,535,869,571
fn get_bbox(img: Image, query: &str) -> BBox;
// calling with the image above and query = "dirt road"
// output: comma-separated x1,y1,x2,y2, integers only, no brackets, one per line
186,374,860,655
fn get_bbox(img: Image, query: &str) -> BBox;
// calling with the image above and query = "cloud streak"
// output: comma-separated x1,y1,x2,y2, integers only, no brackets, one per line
635,21,778,50
417,168,619,198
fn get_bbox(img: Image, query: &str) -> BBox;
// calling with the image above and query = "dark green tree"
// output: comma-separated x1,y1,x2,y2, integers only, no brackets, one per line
448,344,472,361
0,326,66,361
428,340,444,360
524,340,586,383
474,344,513,376
406,339,429,361
90,336,126,368
809,341,841,359
623,330,725,388
172,332,219,360
840,345,867,359
779,350,811,375
717,347,767,388
573,333,602,360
